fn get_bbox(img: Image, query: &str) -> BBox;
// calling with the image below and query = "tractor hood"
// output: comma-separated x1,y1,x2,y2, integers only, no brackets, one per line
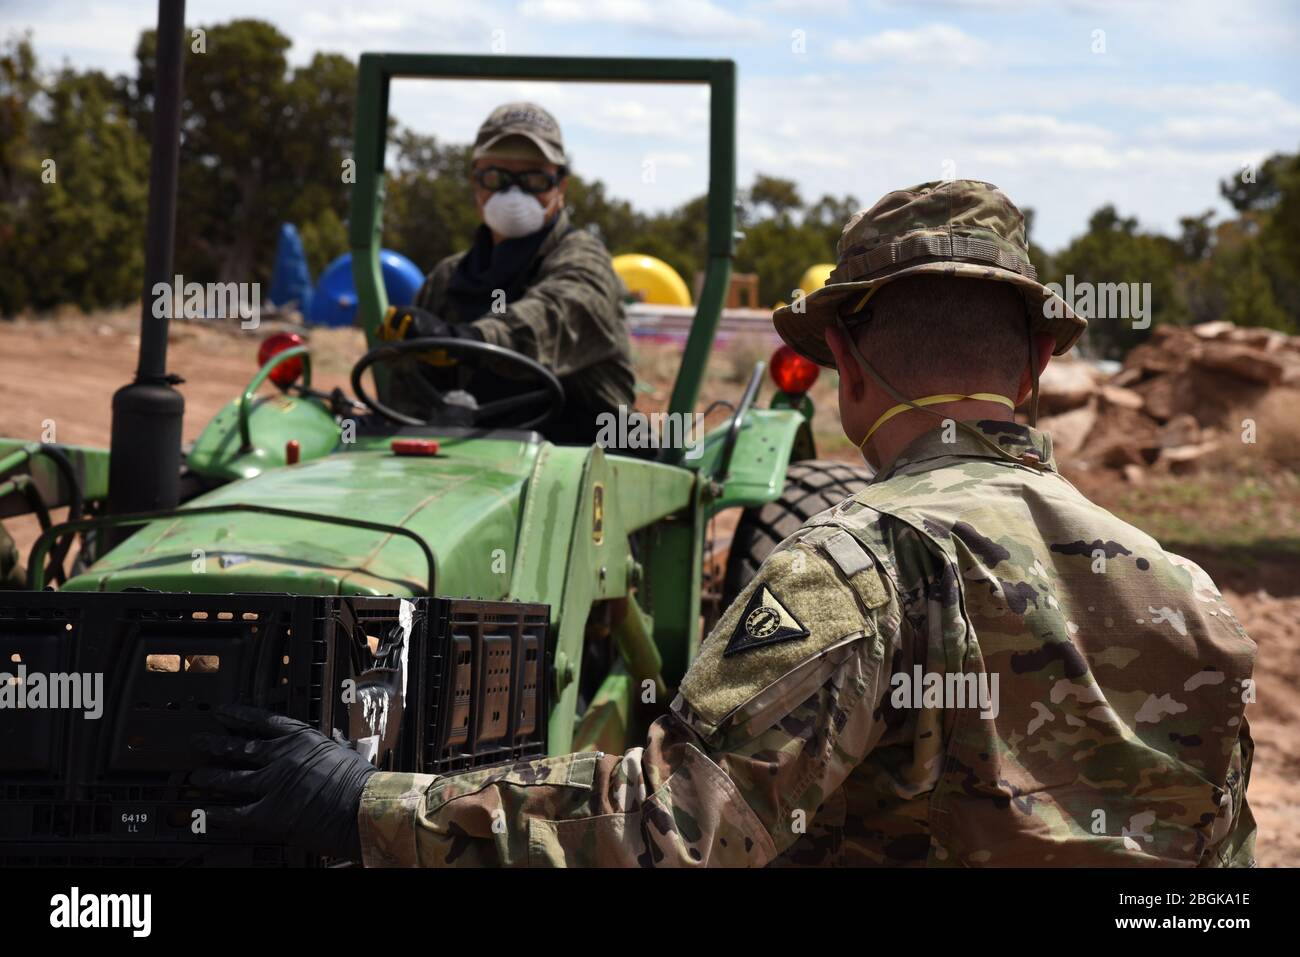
64,436,543,597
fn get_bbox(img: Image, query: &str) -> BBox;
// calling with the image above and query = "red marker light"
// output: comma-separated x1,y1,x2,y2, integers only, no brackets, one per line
285,440,301,465
391,439,440,456
769,345,820,395
257,332,306,388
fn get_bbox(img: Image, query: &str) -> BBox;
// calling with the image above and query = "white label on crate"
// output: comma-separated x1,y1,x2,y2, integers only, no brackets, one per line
397,598,413,702
355,734,379,764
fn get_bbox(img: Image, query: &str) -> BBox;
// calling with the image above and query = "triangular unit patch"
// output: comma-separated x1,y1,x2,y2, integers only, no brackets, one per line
723,584,811,657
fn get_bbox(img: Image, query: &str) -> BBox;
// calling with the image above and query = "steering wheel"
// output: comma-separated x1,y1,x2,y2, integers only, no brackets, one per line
351,336,565,430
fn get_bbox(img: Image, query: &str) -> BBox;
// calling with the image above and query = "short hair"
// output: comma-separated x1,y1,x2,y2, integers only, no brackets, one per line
849,275,1031,395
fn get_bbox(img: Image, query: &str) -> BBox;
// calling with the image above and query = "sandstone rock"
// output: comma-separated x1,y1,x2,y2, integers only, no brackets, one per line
1039,399,1098,457
1080,404,1159,468
1159,439,1220,474
1110,366,1146,388
1226,326,1290,352
1037,359,1101,414
1156,413,1201,448
1134,374,1179,421
1122,339,1190,376
1192,320,1236,340
1100,384,1144,410
1123,325,1202,372
1194,340,1287,384
1134,365,1269,427
1045,321,1300,473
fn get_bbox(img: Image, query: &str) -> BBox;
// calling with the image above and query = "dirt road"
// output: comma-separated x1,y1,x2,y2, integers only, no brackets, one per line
2,311,1296,865
0,309,362,448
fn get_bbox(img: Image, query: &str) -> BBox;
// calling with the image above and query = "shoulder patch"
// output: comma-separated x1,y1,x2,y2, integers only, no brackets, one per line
724,584,810,657
678,545,877,737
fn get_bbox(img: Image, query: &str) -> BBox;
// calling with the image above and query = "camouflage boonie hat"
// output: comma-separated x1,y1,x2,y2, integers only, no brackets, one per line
472,101,568,166
772,179,1086,368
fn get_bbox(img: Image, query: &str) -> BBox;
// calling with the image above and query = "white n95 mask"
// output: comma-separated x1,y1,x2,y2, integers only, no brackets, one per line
483,187,548,239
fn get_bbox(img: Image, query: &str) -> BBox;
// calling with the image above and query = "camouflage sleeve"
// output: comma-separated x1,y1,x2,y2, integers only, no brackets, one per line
468,229,628,381
1207,712,1256,867
1165,553,1259,867
357,533,900,867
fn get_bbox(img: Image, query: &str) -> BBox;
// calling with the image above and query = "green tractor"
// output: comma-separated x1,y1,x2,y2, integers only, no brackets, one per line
0,30,872,865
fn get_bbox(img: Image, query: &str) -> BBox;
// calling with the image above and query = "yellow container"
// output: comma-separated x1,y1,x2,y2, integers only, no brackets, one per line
612,254,692,307
796,263,835,296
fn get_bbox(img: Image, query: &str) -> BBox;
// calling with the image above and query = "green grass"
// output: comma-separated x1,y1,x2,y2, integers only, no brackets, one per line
1086,468,1300,553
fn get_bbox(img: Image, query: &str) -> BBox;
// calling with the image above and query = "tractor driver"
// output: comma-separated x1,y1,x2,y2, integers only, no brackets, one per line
378,102,636,445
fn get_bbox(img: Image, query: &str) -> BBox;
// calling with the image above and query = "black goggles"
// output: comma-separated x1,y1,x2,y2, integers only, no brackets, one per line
473,166,561,194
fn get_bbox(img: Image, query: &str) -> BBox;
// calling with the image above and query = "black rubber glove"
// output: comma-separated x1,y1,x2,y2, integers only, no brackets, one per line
378,304,448,340
190,703,377,861
448,322,485,341
378,304,483,342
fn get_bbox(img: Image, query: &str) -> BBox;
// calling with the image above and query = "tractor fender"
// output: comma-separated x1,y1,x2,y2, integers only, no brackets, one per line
688,407,814,515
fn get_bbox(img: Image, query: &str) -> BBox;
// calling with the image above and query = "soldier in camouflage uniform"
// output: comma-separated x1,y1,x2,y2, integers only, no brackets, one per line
195,180,1257,867
379,102,635,444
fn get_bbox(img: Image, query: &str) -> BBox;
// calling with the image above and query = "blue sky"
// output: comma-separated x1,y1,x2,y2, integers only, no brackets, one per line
7,0,1300,251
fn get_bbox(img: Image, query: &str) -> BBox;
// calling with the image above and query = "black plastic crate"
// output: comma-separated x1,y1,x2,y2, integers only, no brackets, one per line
0,592,551,866
410,599,551,774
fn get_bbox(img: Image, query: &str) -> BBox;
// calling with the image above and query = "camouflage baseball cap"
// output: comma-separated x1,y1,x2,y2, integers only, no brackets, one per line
472,101,567,166
772,179,1085,368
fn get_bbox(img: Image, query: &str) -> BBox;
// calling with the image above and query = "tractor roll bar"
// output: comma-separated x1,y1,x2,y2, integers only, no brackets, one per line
346,54,737,449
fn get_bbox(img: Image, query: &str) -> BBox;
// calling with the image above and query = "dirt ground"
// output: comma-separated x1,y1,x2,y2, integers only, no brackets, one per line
2,310,1296,866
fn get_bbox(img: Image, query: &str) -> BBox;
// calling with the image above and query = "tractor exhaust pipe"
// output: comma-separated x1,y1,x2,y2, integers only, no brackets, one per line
107,0,186,544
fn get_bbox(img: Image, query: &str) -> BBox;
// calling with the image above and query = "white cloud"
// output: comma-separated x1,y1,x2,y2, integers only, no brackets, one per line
1155,113,1300,145
585,97,698,137
12,1,152,73
9,0,1300,250
517,0,766,40
642,151,695,168
830,23,988,66
726,67,1300,248
290,1,495,61
1077,0,1300,56
972,113,1115,143
755,0,855,14
1097,83,1300,117
876,0,1033,8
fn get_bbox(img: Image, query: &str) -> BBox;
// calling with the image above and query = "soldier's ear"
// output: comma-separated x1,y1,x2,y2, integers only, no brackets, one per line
825,324,865,401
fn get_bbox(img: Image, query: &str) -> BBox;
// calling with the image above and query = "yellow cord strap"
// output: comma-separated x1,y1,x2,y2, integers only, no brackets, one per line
835,315,1046,470
847,285,880,319
863,393,1015,445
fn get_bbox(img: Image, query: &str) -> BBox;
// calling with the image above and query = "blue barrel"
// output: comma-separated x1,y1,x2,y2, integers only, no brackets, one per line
306,249,426,327
269,223,314,315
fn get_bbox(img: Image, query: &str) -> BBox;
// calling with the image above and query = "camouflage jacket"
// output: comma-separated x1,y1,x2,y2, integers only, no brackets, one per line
412,208,636,415
357,420,1257,867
